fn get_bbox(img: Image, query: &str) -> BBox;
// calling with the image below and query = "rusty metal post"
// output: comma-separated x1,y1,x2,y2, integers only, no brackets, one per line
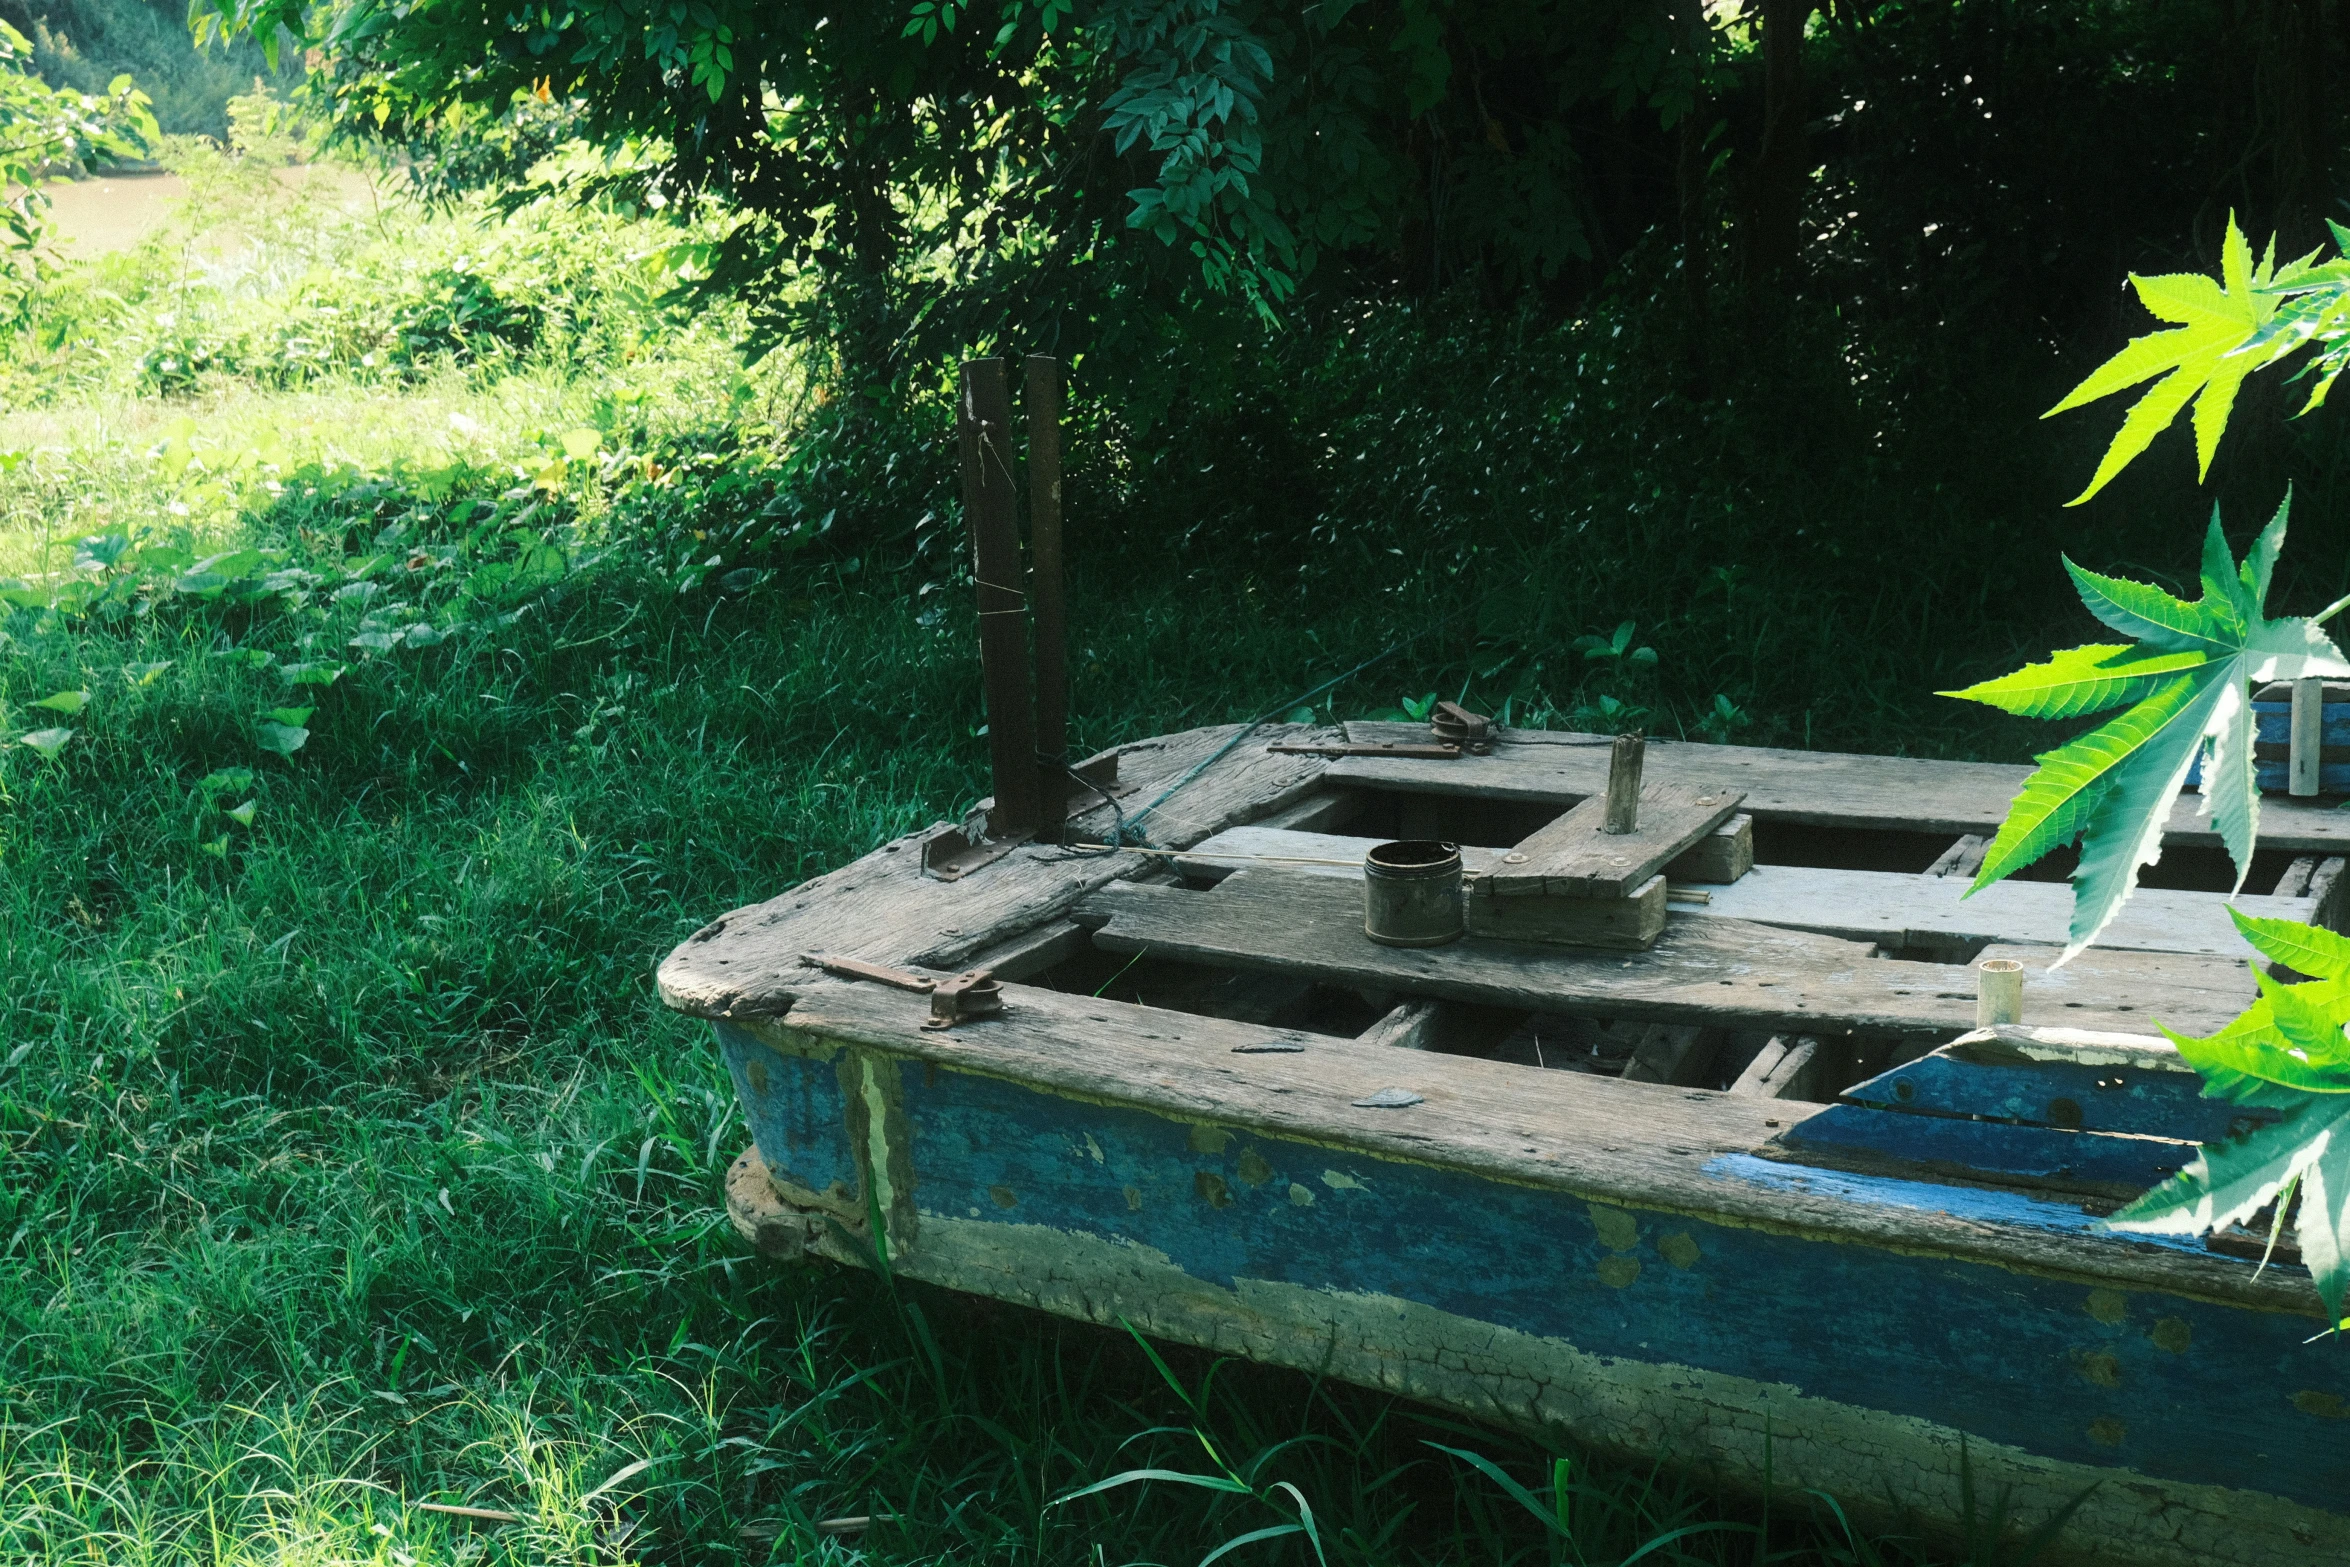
1026,355,1068,827
1603,734,1646,834
958,359,1041,838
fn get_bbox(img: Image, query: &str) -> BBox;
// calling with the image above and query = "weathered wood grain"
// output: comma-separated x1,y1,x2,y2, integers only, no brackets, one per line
962,919,1090,980
1173,825,2308,958
1923,834,1988,880
1729,1036,1818,1099
1485,784,1745,898
1698,866,2307,959
1332,722,2350,851
1077,867,2258,1038
1620,1023,1718,1085
659,723,1331,1020
1667,814,1753,884
1358,998,1442,1050
742,976,2316,1315
1967,942,2257,1035
1466,871,1667,949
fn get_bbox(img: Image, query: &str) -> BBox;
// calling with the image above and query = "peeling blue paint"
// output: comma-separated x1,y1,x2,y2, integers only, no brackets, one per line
1775,1102,2195,1190
718,1026,2350,1511
1843,1049,2280,1142
718,1023,858,1202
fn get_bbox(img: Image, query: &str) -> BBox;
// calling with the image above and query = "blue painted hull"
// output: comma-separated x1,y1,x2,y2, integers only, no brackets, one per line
714,1011,2350,1567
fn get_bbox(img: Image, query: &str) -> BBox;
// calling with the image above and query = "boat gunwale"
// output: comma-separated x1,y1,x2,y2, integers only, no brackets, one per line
724,976,2324,1320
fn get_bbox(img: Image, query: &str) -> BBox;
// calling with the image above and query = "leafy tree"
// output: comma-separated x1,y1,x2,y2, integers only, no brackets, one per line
184,0,1719,381
0,20,155,321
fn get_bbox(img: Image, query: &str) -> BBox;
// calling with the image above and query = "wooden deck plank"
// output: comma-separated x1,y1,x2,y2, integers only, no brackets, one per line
658,723,1331,1019
1330,722,2350,851
1077,867,2257,1037
1486,784,1745,898
747,976,2313,1314
1174,825,2312,958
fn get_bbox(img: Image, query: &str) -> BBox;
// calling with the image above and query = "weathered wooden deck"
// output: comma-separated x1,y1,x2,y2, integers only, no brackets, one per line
663,723,2350,1567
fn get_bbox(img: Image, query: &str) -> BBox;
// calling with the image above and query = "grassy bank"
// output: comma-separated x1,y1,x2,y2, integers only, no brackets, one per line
0,141,2164,1567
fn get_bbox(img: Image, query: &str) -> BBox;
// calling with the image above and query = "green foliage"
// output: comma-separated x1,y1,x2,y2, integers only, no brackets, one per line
0,422,618,777
398,87,585,203
2108,911,2350,1329
1940,500,2350,956
2047,210,2350,508
4,138,731,407
0,20,156,319
182,0,1715,373
2045,217,2305,504
2016,183,2350,1327
28,0,290,135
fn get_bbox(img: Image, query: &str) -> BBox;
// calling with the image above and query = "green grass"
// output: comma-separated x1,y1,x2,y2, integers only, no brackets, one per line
0,152,2143,1567
0,516,1950,1567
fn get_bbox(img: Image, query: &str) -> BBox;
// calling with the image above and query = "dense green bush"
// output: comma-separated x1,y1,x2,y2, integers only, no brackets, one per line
9,137,735,402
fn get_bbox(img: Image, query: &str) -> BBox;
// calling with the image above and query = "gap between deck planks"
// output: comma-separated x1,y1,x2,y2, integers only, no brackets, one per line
1174,825,2317,958
748,975,2314,1315
1076,867,2258,1038
1327,723,2350,852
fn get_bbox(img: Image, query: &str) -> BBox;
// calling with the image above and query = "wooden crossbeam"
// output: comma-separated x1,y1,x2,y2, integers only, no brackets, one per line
1076,867,2257,1038
1481,784,1746,900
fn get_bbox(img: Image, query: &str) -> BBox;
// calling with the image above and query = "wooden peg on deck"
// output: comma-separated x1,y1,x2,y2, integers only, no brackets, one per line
1976,957,2024,1027
1603,734,1645,834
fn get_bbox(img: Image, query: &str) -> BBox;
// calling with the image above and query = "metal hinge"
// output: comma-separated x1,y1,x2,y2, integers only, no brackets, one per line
800,952,1005,1030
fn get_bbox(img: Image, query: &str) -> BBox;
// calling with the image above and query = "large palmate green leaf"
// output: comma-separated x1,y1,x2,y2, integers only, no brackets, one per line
2045,217,2323,505
2228,906,2350,982
1940,497,2350,959
2113,909,2350,1325
2107,1094,2350,1327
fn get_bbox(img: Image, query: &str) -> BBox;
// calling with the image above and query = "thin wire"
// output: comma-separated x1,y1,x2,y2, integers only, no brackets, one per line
1058,760,1128,856
1070,842,1366,868
1109,583,1509,847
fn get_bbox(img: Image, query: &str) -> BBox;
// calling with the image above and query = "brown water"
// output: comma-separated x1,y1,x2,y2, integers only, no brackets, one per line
39,163,376,256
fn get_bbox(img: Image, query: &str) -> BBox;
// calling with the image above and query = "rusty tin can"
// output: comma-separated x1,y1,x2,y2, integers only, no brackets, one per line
1363,839,1464,947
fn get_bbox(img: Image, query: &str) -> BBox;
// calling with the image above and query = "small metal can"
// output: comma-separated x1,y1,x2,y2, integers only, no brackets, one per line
1364,839,1465,947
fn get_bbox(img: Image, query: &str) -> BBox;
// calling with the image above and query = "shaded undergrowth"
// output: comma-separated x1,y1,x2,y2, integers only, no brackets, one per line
0,154,2162,1567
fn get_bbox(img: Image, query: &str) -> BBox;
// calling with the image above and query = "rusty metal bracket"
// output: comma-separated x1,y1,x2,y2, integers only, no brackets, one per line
1431,701,1498,754
925,970,1004,1030
921,823,1033,880
800,952,1005,1030
930,752,1133,875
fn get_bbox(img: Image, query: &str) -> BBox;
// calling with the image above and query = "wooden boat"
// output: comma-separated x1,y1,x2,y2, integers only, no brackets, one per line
661,720,2350,1567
